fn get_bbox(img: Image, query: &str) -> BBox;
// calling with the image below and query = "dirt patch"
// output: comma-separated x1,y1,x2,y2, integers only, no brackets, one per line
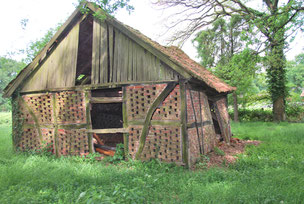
196,138,261,169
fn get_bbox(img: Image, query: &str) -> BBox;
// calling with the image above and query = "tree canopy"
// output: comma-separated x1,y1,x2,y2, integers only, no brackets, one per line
156,0,304,121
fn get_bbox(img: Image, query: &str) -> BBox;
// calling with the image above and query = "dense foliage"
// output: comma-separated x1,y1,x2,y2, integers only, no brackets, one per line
0,58,25,111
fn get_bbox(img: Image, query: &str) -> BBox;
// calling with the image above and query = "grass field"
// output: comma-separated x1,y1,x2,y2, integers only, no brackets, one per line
0,112,304,203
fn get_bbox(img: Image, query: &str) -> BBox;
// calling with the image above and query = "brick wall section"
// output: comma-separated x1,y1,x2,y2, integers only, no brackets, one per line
126,83,182,163
186,89,217,165
14,91,89,155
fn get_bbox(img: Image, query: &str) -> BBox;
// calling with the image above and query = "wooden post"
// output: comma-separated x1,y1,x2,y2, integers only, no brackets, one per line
179,80,189,168
52,93,60,157
122,86,129,159
85,91,94,153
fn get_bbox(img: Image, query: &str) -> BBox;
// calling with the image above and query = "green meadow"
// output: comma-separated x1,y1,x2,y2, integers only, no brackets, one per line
0,112,304,203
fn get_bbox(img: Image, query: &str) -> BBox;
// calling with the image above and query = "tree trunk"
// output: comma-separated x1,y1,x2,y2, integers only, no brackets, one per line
233,91,239,122
273,95,286,121
267,33,286,122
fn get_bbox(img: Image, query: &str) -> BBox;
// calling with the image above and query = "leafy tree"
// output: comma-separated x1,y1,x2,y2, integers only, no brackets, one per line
156,0,304,121
22,27,60,64
215,49,259,121
0,57,25,111
286,53,304,94
78,0,134,20
194,15,258,121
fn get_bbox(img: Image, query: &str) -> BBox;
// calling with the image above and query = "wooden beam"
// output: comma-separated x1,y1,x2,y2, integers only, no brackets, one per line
88,128,128,134
179,80,189,168
90,97,122,103
122,86,129,158
135,82,177,160
52,93,59,157
19,80,178,95
128,120,181,126
187,121,212,129
85,91,94,153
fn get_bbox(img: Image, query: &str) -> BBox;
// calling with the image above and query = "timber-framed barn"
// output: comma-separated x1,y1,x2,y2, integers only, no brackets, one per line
4,2,235,167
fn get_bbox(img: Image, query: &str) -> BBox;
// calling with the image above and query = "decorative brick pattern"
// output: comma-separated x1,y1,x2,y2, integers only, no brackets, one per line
21,94,53,124
56,91,86,124
15,90,89,156
128,125,182,162
18,128,40,150
18,128,54,151
126,84,166,121
128,126,141,156
142,126,182,162
152,85,180,120
58,129,89,155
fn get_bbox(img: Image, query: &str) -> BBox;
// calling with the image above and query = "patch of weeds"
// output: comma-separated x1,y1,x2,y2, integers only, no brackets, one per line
243,136,250,140
196,155,210,169
19,142,54,157
214,147,225,156
105,143,125,164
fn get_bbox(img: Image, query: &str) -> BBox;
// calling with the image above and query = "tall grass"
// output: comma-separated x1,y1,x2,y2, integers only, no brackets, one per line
0,114,304,203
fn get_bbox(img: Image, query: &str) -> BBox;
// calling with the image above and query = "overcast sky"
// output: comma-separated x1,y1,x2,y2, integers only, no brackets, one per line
0,0,303,62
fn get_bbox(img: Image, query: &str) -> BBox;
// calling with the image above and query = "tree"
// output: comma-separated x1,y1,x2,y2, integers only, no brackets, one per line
194,15,258,121
78,0,134,19
286,53,304,93
22,27,60,64
0,57,25,111
156,0,304,121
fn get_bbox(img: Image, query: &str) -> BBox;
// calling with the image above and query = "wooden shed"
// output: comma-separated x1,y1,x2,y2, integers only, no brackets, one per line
4,2,235,167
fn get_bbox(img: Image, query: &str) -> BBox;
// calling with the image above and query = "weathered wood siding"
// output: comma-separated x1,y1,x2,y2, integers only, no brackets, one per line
92,19,179,84
21,23,80,92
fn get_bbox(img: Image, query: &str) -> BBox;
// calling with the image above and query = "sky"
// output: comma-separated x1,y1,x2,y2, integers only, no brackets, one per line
0,0,303,62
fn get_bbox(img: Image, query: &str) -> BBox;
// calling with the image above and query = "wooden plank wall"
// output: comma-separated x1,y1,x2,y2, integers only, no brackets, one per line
92,19,179,84
22,23,80,92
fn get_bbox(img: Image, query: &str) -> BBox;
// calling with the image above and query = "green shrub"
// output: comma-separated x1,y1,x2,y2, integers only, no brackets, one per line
229,108,273,122
229,105,304,122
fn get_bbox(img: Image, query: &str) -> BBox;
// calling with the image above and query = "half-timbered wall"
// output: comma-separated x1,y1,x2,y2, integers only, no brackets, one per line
126,84,183,164
92,19,179,84
13,91,90,156
21,24,80,92
186,89,217,165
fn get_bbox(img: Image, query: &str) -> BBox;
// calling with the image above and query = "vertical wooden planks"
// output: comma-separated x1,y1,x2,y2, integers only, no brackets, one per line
21,23,79,92
92,18,101,84
108,24,114,83
127,38,133,81
62,23,79,87
99,21,108,84
113,29,119,83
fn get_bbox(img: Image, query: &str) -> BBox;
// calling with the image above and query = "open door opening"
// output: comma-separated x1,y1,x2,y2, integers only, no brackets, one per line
209,100,222,142
90,88,125,156
75,15,93,85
